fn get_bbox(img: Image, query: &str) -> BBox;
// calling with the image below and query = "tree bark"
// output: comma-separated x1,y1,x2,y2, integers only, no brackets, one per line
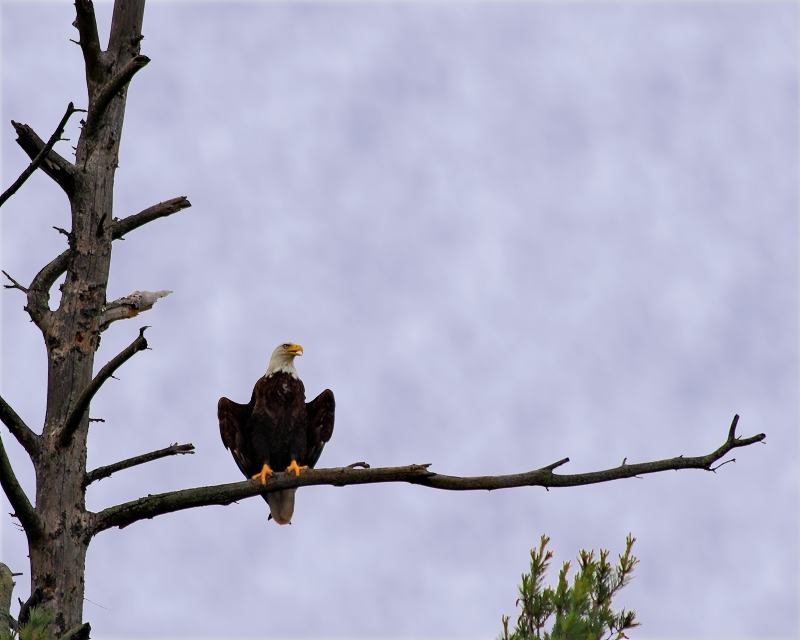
15,0,147,633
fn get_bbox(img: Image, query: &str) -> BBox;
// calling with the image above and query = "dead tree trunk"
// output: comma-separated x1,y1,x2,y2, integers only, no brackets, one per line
0,0,765,635
5,0,152,632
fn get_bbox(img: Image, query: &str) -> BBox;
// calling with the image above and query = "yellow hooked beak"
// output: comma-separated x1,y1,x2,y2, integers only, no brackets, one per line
285,343,303,357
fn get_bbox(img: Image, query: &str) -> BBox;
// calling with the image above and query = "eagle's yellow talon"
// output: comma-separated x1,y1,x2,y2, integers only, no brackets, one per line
286,460,308,476
251,464,274,485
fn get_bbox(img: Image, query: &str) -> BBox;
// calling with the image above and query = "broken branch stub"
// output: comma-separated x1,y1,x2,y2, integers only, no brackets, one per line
99,290,172,332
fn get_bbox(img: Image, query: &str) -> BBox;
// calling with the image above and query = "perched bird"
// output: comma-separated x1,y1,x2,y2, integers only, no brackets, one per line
218,342,335,524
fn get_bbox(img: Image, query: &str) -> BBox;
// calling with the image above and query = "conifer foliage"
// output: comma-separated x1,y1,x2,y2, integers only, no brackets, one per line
500,535,639,640
0,607,53,640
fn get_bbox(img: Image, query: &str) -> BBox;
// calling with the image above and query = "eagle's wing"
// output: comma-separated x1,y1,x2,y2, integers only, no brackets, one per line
306,389,335,468
218,396,254,478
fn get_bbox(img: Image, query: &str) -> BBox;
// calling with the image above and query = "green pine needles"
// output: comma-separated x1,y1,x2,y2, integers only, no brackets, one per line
0,607,52,640
499,534,640,640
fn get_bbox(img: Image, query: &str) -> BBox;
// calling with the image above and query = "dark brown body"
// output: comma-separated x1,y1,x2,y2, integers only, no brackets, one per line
218,372,335,503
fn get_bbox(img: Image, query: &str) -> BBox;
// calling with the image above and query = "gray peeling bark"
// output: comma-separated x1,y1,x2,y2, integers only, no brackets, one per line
0,0,766,635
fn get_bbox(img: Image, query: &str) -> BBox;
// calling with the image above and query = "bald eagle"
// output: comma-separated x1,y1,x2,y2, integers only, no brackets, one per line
218,342,335,524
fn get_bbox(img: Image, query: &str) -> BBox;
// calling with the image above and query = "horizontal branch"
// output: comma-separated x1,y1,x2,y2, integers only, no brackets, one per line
11,121,75,195
59,327,149,448
99,290,171,332
0,432,41,541
0,395,39,457
85,442,195,487
111,196,192,240
84,55,150,135
0,104,81,208
91,415,764,534
112,196,192,239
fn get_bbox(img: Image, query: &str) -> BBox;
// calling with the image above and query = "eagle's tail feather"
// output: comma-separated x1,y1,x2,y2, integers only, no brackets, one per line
266,489,296,525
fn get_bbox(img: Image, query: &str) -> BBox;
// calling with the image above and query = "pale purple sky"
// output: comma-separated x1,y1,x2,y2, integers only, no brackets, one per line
1,1,797,637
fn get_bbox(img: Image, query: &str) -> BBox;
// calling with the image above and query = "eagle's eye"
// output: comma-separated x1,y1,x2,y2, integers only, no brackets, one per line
282,343,291,349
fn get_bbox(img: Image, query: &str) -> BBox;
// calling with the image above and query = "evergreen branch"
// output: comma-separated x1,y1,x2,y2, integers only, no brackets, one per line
59,327,149,448
73,0,104,86
84,443,195,487
84,56,149,135
6,105,80,200
0,395,39,457
91,415,762,533
0,432,41,542
111,196,192,239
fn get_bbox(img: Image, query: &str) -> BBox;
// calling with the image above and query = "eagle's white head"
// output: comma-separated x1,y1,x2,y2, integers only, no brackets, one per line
265,342,303,378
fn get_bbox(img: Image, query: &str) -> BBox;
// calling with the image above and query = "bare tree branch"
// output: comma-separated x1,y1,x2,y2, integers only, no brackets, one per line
61,622,91,640
84,56,150,136
0,396,40,457
59,327,149,448
112,196,192,239
84,443,195,487
4,104,81,203
19,197,189,327
108,0,146,59
73,0,105,86
91,415,764,534
11,122,76,195
1,271,28,294
23,250,70,329
0,432,41,541
99,290,172,332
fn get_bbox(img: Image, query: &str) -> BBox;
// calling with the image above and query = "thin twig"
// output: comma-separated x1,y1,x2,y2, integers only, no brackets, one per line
1,271,28,294
709,458,736,473
59,327,149,448
90,415,764,533
84,443,195,487
1,104,81,207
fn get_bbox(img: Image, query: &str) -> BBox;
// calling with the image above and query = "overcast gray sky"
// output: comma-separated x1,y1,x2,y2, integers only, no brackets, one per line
1,1,797,637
